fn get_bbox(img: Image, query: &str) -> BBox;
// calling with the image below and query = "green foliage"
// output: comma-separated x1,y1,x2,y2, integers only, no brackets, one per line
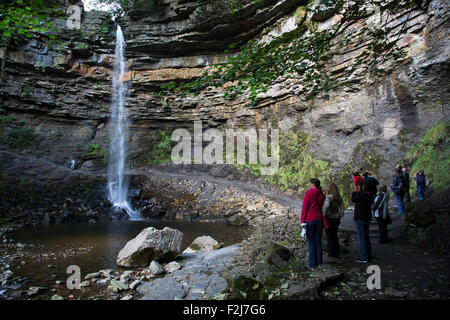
0,0,62,46
0,114,18,125
145,130,173,165
21,85,35,97
334,160,355,208
6,127,34,148
0,114,33,148
235,131,332,195
404,120,450,193
226,0,264,14
86,143,107,162
162,0,422,104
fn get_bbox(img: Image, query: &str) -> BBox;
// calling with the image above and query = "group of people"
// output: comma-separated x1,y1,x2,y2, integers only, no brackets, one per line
300,166,430,269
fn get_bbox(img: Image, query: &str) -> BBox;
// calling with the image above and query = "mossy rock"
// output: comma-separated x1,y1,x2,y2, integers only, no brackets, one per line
223,275,263,300
265,243,291,262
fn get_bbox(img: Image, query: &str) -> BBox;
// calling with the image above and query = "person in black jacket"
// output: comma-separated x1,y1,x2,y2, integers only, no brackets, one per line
362,170,379,202
352,182,373,263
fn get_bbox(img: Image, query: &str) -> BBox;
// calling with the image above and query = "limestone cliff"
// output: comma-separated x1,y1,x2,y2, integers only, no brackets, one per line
0,0,448,188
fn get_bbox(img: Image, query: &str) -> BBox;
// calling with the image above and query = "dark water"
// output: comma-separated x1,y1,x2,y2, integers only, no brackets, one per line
7,220,251,297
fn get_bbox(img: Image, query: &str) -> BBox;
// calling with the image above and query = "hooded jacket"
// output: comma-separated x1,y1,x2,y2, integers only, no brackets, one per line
301,188,325,223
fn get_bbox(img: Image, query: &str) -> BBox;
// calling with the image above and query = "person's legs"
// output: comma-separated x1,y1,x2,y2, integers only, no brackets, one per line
327,218,340,258
315,219,323,267
325,227,333,257
405,190,411,204
306,220,318,269
417,185,424,200
333,218,341,258
394,193,404,214
364,221,372,261
355,220,369,261
378,219,386,242
384,220,389,242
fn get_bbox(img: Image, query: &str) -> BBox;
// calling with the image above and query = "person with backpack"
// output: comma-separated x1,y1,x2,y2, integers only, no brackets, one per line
351,182,373,263
391,167,406,214
372,185,391,243
402,167,411,204
362,170,379,201
300,178,326,270
322,183,345,258
412,170,430,201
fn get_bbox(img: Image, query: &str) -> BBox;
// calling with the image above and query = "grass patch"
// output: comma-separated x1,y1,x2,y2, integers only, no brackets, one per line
404,119,450,193
145,130,173,165
234,131,332,196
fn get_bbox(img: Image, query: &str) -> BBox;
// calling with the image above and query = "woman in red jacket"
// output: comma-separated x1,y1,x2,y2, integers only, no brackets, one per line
301,178,326,270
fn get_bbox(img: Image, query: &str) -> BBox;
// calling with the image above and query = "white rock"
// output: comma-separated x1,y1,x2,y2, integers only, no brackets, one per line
129,279,141,290
120,270,134,283
116,227,183,267
147,260,164,275
164,261,181,273
183,235,219,253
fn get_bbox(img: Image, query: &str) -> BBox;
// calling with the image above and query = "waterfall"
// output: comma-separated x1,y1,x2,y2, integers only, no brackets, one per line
107,25,141,220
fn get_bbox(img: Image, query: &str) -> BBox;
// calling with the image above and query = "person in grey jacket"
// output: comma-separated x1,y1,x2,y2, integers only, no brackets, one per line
322,183,345,258
372,185,391,243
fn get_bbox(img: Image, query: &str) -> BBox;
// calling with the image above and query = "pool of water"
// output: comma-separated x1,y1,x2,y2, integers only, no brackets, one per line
5,220,251,298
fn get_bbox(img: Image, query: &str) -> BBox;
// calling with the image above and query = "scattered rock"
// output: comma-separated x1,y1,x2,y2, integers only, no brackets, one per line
120,270,134,283
116,227,183,267
99,269,114,277
129,279,141,290
143,260,164,276
51,294,64,300
109,279,129,292
85,272,100,280
27,286,48,296
164,261,181,273
120,294,133,300
183,236,219,253
80,280,90,288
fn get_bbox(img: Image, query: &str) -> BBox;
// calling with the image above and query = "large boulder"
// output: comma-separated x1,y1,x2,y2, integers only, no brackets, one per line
183,235,220,253
116,227,183,267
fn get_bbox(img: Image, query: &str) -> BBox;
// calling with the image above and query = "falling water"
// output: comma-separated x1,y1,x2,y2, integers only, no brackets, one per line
107,25,141,220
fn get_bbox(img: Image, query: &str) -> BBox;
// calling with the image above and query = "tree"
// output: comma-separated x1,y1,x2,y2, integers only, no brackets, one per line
0,0,63,46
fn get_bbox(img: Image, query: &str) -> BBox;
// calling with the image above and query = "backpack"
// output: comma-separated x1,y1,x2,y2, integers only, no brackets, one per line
390,175,403,194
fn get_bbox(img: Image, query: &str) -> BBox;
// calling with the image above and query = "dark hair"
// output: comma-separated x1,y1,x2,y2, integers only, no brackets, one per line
310,178,321,189
363,170,370,178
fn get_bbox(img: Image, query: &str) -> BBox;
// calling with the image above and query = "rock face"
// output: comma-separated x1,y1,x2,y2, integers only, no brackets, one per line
116,227,183,267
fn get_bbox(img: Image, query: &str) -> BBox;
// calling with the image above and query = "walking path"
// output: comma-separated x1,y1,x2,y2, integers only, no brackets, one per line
322,209,450,299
